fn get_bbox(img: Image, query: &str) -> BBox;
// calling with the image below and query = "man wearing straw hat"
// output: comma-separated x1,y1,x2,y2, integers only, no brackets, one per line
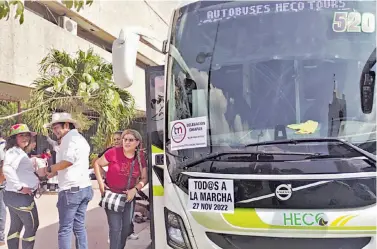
43,112,93,249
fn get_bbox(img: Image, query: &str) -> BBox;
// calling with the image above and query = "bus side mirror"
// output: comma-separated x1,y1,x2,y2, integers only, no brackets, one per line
112,29,140,89
360,70,375,114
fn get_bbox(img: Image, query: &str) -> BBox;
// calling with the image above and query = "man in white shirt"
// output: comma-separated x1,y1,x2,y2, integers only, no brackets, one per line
0,131,6,246
43,113,93,249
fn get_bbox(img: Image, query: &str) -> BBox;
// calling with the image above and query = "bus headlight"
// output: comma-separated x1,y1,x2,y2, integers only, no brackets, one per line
164,208,193,249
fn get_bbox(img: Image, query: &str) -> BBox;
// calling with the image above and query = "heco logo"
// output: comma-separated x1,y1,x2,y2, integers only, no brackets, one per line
283,212,328,226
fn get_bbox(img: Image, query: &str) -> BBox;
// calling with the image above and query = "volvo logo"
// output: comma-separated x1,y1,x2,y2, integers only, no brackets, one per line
275,184,292,201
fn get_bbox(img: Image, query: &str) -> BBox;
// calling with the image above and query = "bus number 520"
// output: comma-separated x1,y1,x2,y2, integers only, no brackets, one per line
333,12,375,33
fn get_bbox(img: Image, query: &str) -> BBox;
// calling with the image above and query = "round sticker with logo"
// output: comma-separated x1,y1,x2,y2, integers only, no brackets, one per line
171,122,186,143
275,184,292,201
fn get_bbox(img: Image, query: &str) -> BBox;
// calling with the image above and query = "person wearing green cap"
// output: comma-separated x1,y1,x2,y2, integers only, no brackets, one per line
2,124,44,249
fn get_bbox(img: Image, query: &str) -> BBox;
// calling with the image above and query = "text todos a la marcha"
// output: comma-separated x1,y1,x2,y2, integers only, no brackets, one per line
190,180,232,202
188,179,234,213
204,0,348,21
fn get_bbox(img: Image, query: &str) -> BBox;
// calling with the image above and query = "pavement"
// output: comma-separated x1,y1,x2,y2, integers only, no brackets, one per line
0,181,151,249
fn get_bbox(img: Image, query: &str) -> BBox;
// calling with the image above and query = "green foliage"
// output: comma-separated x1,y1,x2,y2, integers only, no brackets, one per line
62,0,93,12
0,0,93,24
0,101,18,134
23,48,136,151
0,0,24,24
89,152,98,168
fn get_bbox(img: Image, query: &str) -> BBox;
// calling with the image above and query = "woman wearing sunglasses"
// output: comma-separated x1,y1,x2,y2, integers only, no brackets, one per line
94,129,148,249
2,124,43,249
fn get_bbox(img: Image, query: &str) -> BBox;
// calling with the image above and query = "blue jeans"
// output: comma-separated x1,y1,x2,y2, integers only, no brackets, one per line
57,186,93,249
0,189,6,242
106,201,135,249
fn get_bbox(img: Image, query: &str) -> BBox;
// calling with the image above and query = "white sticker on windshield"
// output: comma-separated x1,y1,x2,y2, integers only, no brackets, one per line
188,179,234,213
170,116,208,151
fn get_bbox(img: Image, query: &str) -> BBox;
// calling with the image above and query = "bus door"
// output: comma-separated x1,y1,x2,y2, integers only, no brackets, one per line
145,65,165,249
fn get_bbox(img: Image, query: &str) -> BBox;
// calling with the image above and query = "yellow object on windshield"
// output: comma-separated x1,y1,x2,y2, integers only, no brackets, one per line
287,120,319,134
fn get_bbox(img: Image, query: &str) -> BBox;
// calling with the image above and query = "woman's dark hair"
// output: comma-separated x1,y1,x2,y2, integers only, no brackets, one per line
43,148,50,153
5,135,17,151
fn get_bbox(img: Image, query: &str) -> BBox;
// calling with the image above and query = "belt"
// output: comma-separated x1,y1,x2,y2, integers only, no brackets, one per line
60,185,91,192
65,186,88,192
69,186,80,191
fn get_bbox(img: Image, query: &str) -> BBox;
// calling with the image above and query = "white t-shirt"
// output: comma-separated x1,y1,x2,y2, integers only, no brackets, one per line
3,147,39,192
56,129,91,191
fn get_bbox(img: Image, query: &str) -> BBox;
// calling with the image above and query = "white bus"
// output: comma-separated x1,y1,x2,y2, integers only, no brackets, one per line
113,1,377,248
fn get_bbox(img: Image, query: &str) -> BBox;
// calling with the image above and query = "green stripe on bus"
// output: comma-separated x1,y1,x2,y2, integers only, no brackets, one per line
152,145,164,154
153,185,164,196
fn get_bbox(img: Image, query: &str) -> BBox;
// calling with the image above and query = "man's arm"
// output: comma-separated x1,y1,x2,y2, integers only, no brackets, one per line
48,139,77,175
46,136,58,147
49,160,72,174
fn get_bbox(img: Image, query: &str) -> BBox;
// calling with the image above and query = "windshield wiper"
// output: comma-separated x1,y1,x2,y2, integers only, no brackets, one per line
182,150,318,170
245,138,376,163
304,154,348,160
165,145,189,161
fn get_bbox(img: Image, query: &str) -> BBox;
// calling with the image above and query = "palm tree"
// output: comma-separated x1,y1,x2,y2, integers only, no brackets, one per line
23,48,135,151
0,101,18,134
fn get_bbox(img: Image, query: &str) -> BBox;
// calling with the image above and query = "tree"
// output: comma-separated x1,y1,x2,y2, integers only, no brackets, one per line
0,0,93,24
23,48,136,151
0,101,18,134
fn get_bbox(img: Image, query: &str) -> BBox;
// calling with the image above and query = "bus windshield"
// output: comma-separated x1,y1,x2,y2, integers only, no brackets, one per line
167,0,376,154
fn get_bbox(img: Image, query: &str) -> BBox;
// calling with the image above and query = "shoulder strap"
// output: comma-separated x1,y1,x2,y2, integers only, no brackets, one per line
126,158,136,190
137,152,143,182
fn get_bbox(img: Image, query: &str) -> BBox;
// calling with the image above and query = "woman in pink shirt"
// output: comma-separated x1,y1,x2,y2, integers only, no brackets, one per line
93,129,148,249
